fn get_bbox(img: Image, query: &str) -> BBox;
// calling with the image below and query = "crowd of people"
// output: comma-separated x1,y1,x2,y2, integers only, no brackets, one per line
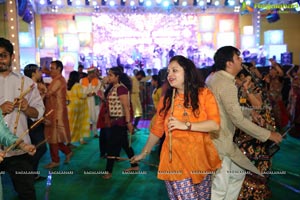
0,36,299,199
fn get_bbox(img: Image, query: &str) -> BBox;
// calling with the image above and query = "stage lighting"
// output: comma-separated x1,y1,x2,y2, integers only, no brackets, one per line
162,0,170,7
182,1,187,6
22,9,33,24
214,0,220,6
174,0,179,6
85,0,90,6
109,0,116,6
101,0,106,5
225,0,235,6
56,0,62,5
120,0,126,6
92,0,98,6
47,0,52,5
139,0,144,6
156,0,162,3
75,0,81,5
39,0,45,5
130,0,135,6
266,10,280,23
207,0,212,5
193,0,198,6
199,0,205,6
67,0,72,6
145,0,152,6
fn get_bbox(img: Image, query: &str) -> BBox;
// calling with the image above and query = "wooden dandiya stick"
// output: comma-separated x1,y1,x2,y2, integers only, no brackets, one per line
12,79,27,134
106,156,129,161
35,136,50,149
12,84,35,106
269,124,294,148
5,110,54,153
13,100,22,134
128,131,132,147
139,160,158,168
169,88,176,163
106,156,158,168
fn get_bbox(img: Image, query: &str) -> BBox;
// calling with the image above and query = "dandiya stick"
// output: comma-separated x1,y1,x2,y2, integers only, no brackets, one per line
5,110,54,153
12,79,27,134
35,136,50,149
169,88,176,163
106,156,158,168
12,84,35,106
129,132,132,147
13,100,22,134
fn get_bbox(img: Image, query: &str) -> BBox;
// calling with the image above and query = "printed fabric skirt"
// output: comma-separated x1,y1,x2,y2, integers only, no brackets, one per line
165,175,212,200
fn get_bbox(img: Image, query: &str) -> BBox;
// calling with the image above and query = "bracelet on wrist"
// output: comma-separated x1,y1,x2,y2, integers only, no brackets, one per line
246,88,253,94
142,150,149,156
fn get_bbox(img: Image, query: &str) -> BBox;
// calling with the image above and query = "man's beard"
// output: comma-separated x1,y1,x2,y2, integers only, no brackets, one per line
0,62,11,72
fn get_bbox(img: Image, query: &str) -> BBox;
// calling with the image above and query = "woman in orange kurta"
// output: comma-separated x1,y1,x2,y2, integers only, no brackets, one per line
132,55,221,199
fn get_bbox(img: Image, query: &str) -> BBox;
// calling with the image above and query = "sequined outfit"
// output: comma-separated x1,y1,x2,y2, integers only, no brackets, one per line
234,83,276,200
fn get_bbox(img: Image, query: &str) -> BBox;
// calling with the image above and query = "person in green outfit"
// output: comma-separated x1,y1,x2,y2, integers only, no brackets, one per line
0,109,36,200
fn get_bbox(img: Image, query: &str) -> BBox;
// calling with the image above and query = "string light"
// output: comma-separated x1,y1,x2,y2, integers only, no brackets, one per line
6,0,19,70
256,11,261,47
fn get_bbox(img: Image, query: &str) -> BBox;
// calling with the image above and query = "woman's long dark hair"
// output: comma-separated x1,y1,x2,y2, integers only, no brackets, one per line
152,74,162,90
159,55,205,117
104,67,132,98
67,71,80,90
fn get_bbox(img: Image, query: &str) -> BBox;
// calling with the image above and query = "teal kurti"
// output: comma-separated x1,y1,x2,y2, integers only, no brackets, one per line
0,109,19,200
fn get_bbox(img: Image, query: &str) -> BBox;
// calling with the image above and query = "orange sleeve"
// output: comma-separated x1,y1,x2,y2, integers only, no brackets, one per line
202,88,220,125
150,97,166,138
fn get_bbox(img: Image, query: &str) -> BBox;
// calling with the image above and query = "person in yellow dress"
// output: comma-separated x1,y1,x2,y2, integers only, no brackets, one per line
67,71,90,145
149,75,162,129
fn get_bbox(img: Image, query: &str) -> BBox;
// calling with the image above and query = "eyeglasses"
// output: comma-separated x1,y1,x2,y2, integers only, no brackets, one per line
0,52,10,59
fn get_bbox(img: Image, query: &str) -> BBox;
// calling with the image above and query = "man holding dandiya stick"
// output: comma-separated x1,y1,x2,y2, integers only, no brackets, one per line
0,37,45,200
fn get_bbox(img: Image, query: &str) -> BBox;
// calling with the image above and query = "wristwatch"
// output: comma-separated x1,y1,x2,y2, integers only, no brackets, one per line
185,121,191,131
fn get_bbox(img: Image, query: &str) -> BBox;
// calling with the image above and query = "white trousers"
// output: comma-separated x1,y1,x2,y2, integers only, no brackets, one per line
211,156,246,200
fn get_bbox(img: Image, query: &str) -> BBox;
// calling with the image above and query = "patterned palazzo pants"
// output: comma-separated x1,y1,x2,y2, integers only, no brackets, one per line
165,175,212,200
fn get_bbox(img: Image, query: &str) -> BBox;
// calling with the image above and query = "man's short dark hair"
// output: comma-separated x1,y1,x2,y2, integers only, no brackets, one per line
213,46,240,71
24,64,39,78
51,60,64,73
78,64,84,69
0,37,14,56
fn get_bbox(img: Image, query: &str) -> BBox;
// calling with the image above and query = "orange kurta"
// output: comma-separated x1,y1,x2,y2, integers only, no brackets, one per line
44,75,71,144
151,88,221,184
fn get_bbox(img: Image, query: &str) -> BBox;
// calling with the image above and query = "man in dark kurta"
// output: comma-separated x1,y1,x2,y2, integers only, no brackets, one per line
44,60,72,168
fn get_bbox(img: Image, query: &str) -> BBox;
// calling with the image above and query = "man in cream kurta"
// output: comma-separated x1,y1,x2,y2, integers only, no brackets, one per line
206,46,282,200
80,67,102,137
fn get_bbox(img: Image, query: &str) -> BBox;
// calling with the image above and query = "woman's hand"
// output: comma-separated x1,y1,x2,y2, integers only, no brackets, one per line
130,153,146,164
242,76,252,91
127,123,134,134
0,152,6,163
168,116,186,131
0,101,14,115
251,110,265,127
